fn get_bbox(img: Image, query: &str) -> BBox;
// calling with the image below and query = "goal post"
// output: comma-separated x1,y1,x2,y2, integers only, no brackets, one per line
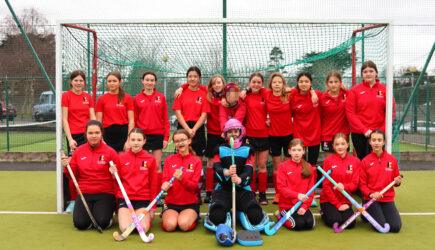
55,19,393,213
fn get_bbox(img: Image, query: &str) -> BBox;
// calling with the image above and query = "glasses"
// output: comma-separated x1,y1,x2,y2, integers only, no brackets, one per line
173,138,188,144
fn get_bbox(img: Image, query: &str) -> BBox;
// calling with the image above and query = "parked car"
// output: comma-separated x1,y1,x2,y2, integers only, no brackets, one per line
0,101,17,122
400,120,435,133
32,91,55,122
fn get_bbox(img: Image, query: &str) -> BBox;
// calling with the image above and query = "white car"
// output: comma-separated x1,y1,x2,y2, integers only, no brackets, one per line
400,120,435,133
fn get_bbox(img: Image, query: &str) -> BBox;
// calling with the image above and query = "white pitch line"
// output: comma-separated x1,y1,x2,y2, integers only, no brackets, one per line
1,211,435,216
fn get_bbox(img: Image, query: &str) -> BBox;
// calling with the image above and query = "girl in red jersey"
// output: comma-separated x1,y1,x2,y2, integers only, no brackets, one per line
218,82,246,130
319,71,350,154
291,72,322,166
265,73,293,204
276,138,317,230
61,120,119,230
108,128,158,233
172,66,210,157
243,72,269,205
134,71,170,200
346,61,396,160
320,133,361,229
96,71,134,152
204,75,227,203
360,130,402,233
161,129,202,232
61,70,96,212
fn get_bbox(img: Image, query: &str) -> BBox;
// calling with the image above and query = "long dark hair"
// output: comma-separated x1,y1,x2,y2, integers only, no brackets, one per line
69,70,86,87
106,71,125,104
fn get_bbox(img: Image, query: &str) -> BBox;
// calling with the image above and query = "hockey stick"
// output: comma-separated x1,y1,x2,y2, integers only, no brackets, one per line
264,169,331,236
110,161,153,243
65,163,103,233
113,167,183,241
333,176,402,233
317,166,390,233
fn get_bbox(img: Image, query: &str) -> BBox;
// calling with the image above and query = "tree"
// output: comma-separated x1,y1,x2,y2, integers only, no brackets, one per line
298,49,352,88
268,46,284,71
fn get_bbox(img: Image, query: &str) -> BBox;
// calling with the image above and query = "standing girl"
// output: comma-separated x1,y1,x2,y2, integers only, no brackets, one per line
290,72,322,165
360,130,402,233
134,71,170,199
161,129,202,232
109,128,159,233
243,72,270,205
61,120,119,230
276,138,317,230
172,66,209,157
96,71,134,152
61,70,96,212
346,61,396,160
319,71,350,154
320,133,361,229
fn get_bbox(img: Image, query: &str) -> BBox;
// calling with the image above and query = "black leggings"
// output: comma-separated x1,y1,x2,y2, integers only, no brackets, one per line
351,133,371,160
292,209,315,230
103,124,128,152
305,145,320,165
320,202,355,229
73,193,116,230
365,201,402,233
209,189,263,225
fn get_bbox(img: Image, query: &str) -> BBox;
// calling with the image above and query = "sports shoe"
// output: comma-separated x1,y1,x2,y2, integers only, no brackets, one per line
258,192,268,205
65,200,75,213
272,193,279,204
204,191,212,203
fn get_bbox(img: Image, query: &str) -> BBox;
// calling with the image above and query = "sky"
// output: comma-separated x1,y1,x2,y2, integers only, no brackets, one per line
1,0,435,72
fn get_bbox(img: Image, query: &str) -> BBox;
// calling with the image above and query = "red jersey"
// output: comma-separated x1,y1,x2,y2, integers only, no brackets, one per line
319,153,361,208
208,96,223,135
162,153,202,205
134,90,170,141
360,151,400,202
66,142,119,194
244,92,268,137
172,86,210,122
264,90,293,136
96,92,134,128
276,159,316,211
61,90,94,134
346,80,396,134
291,89,322,146
115,149,158,201
219,101,246,131
319,90,350,141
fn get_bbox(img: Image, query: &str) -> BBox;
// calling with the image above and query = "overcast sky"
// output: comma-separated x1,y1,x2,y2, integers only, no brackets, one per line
1,0,435,71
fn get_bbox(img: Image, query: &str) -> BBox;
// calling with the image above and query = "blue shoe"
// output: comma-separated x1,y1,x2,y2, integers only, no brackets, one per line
65,200,75,213
310,199,318,207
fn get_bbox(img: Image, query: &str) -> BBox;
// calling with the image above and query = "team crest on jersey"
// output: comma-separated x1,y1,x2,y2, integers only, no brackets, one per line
187,163,194,172
346,164,353,173
82,96,89,104
140,161,148,171
155,96,161,103
385,161,393,171
196,96,203,104
377,90,384,97
97,155,106,165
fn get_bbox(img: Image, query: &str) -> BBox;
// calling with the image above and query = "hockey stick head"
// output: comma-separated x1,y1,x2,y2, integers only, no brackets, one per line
216,224,235,246
113,231,126,241
264,221,277,236
333,222,344,233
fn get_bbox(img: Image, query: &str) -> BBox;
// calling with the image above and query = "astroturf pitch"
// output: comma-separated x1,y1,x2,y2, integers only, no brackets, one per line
0,170,434,250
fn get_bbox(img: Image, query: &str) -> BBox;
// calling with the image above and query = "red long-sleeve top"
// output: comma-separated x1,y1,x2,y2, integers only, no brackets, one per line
208,96,223,135
61,90,94,134
346,80,396,134
162,153,202,205
320,90,350,141
276,159,317,211
219,100,246,131
319,153,361,208
134,90,170,141
264,90,293,137
66,142,119,194
244,92,268,138
96,92,134,128
115,149,158,202
360,151,400,202
291,89,322,146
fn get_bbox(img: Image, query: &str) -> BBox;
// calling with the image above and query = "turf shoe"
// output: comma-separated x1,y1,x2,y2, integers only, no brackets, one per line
258,192,268,205
204,191,212,203
65,200,75,213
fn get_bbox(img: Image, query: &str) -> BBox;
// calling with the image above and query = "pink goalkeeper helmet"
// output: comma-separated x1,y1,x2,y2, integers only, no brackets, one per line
222,118,245,148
